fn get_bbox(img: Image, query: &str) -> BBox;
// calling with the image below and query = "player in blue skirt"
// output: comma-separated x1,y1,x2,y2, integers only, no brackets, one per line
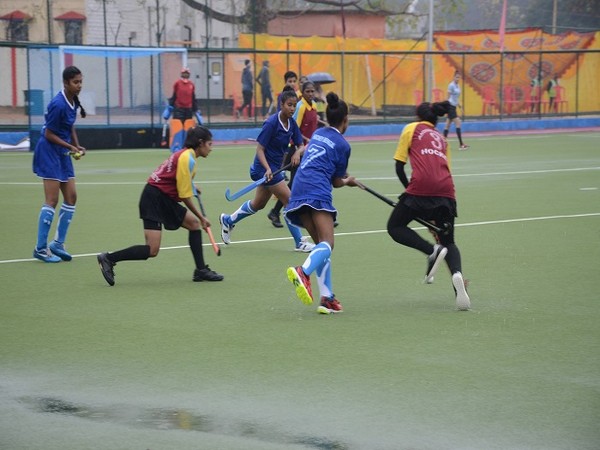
285,92,357,314
32,66,87,263
219,89,315,252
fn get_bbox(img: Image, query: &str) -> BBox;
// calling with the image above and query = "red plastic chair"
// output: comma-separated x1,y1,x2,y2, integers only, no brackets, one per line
481,85,497,115
413,89,423,106
502,86,520,115
431,88,445,102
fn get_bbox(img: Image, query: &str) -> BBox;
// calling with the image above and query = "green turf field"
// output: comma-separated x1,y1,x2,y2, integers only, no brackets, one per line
1,131,599,449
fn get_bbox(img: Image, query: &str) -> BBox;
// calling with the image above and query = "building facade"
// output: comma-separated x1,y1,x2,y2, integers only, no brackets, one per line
0,0,241,48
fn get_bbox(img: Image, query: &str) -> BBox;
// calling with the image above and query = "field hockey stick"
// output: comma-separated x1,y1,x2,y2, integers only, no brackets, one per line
356,181,449,235
224,163,292,201
194,193,221,256
160,121,168,147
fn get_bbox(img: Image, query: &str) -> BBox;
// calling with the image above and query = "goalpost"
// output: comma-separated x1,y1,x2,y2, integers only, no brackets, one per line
27,45,187,147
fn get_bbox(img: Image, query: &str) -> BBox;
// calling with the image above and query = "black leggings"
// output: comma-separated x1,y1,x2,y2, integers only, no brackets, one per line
387,196,462,274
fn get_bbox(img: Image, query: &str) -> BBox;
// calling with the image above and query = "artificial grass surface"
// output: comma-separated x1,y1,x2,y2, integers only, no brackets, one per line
1,131,599,449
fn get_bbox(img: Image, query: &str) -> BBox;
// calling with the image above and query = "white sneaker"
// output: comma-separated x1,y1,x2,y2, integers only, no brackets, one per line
294,236,315,252
219,214,233,245
452,272,471,311
424,244,447,284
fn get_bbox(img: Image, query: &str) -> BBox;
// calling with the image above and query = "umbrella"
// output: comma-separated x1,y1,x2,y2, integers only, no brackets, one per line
306,72,336,85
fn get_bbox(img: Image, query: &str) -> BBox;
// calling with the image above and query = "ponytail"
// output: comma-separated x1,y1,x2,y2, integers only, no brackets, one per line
73,95,86,118
416,101,450,125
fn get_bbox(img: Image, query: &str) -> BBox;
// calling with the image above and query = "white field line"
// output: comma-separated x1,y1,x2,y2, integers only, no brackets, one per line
2,212,598,264
2,165,599,186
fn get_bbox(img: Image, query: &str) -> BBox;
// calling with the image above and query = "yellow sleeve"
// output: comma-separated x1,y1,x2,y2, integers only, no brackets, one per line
295,102,306,127
393,122,418,163
176,149,197,199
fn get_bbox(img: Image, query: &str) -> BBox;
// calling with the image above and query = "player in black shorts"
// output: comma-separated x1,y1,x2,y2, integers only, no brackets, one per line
97,126,223,286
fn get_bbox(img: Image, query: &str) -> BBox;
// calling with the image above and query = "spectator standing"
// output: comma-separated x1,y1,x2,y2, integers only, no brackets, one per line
443,71,468,150
547,73,559,113
165,67,201,152
237,59,254,119
256,60,273,118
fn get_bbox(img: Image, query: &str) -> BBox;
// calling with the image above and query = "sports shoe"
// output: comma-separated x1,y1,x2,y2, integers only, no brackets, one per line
49,240,72,261
33,247,61,263
452,271,471,311
219,213,233,245
193,266,224,282
459,144,469,150
286,266,313,305
267,209,283,228
424,244,448,284
317,296,343,314
97,252,116,286
294,236,315,253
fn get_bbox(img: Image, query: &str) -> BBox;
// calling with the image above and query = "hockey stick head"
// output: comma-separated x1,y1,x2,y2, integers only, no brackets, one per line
206,227,222,256
224,188,235,201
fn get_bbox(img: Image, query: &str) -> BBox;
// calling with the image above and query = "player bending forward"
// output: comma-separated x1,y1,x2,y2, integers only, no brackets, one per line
97,126,223,286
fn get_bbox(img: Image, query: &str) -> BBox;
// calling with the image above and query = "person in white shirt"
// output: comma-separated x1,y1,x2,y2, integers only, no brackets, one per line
443,71,469,150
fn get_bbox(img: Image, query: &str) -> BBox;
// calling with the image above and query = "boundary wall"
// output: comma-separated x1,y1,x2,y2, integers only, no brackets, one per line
2,116,598,151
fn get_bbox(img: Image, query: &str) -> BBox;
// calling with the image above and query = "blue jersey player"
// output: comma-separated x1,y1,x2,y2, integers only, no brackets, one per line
219,89,315,252
285,92,357,314
32,66,87,263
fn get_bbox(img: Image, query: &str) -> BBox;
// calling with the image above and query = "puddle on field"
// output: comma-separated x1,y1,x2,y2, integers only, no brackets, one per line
21,396,349,450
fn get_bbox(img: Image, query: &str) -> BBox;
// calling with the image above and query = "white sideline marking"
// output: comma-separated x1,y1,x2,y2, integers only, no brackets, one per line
2,212,599,264
2,165,599,186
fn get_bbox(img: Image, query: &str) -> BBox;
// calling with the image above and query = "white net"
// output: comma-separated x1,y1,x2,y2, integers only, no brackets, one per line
27,45,187,129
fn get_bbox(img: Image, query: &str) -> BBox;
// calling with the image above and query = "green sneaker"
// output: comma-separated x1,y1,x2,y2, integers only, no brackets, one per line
287,266,313,305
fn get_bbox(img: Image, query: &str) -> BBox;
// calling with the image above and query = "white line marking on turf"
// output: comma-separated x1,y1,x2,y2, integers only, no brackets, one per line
580,187,598,191
2,212,598,264
2,166,599,186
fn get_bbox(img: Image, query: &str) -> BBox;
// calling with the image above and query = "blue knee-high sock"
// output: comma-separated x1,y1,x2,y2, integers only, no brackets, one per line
315,258,333,299
54,202,75,244
283,210,303,246
228,200,255,225
36,205,55,250
301,242,332,276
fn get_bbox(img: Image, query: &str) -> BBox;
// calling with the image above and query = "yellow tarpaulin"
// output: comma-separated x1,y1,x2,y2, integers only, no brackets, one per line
235,30,600,115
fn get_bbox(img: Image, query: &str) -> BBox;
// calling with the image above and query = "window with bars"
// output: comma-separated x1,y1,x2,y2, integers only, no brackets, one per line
64,20,83,45
7,20,28,41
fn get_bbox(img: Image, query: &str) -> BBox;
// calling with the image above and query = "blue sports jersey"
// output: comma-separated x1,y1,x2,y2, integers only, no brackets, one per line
289,127,351,203
42,91,78,143
32,90,78,181
251,112,302,175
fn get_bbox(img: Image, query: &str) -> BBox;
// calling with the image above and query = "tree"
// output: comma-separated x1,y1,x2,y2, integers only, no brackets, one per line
178,0,463,36
472,0,599,33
